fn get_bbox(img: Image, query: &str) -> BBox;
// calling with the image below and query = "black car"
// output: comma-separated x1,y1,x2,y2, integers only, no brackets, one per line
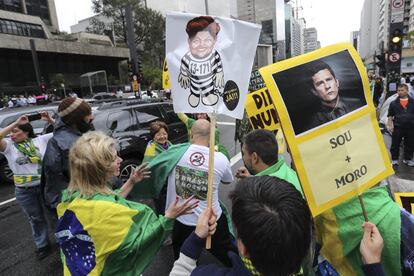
93,99,188,182
0,105,58,184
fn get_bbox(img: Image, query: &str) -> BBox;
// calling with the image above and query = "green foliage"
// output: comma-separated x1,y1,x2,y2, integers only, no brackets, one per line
87,0,165,84
142,67,162,90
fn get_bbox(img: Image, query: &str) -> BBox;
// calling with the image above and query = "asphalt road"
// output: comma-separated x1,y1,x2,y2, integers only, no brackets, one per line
0,115,413,276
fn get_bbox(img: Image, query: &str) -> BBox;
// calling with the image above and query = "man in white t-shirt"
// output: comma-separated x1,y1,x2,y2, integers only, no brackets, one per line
166,119,235,266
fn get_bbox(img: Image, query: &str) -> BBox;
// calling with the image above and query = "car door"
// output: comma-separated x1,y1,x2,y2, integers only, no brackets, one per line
160,103,188,143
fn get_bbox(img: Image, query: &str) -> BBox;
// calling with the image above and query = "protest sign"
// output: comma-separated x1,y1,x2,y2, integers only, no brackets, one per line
245,87,286,154
166,12,260,247
394,192,414,214
260,43,394,216
162,59,171,90
249,69,266,91
166,12,261,119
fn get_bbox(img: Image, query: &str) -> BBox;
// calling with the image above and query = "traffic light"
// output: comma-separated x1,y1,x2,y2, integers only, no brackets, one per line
375,52,386,77
390,28,403,51
40,82,46,93
127,60,134,81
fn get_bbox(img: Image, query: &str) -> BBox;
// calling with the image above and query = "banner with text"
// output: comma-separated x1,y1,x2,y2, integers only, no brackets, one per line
166,12,261,118
245,87,286,154
259,43,394,216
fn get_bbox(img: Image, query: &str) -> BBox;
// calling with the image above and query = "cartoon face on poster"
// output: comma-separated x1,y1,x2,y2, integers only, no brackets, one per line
167,12,261,119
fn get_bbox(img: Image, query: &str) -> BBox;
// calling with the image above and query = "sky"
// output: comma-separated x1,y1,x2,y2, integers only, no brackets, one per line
54,0,364,47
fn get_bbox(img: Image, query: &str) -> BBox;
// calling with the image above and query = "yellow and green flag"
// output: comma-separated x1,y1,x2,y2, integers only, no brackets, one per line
56,190,173,275
315,186,401,276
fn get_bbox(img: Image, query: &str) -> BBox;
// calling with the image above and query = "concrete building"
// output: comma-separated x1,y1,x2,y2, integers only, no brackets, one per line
237,0,286,61
0,0,59,33
350,30,359,52
303,27,320,53
0,0,129,96
284,3,303,58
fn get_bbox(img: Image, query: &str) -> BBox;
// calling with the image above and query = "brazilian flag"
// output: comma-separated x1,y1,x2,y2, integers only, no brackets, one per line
315,186,401,276
56,190,173,275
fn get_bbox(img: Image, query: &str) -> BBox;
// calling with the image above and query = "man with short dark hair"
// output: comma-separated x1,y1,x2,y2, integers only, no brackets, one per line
387,83,414,166
306,60,353,128
236,129,302,193
170,176,386,276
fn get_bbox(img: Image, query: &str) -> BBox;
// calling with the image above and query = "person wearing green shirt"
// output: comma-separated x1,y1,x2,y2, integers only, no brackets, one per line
142,121,173,215
235,129,302,194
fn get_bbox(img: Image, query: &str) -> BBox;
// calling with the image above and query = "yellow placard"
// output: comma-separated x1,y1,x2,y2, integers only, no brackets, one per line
245,87,286,154
162,59,171,90
245,87,279,130
394,192,414,214
259,43,394,216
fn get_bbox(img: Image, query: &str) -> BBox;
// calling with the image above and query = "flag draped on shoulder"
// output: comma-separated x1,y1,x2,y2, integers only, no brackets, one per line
131,143,190,199
55,190,173,276
315,186,401,276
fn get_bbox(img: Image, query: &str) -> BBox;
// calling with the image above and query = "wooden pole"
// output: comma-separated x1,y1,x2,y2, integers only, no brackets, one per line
358,194,368,222
206,112,216,249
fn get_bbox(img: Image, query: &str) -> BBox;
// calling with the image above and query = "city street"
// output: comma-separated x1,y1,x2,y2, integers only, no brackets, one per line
0,114,413,276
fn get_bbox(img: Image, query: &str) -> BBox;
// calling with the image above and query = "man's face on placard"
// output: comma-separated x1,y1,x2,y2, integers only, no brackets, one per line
311,69,340,103
188,30,216,59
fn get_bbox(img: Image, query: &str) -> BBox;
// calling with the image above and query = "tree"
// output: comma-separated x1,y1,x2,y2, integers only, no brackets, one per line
88,0,165,67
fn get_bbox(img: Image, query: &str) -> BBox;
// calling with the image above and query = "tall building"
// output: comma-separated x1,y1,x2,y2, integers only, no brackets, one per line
303,27,319,53
0,0,128,96
237,0,286,61
284,3,303,58
0,0,59,32
350,30,359,52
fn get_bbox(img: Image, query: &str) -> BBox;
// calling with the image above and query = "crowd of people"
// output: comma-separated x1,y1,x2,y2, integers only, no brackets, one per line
0,94,413,276
0,93,58,108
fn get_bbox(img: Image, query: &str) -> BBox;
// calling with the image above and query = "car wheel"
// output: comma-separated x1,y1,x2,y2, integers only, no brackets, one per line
119,159,140,183
0,160,13,185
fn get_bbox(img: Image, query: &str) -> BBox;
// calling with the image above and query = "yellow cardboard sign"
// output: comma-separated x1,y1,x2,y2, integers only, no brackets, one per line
259,43,393,216
394,192,414,214
245,88,279,130
245,87,286,154
162,59,171,90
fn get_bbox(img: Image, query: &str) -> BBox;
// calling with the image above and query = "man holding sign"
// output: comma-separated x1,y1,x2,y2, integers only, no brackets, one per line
165,119,236,266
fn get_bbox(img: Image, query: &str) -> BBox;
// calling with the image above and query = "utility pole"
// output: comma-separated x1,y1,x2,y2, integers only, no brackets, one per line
125,4,140,97
204,0,209,14
386,0,405,97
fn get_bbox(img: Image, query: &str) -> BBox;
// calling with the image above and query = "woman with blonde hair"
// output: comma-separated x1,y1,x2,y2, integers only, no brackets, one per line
55,131,198,275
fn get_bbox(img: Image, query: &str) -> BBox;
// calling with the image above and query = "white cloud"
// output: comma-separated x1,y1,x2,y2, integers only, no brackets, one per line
302,0,364,47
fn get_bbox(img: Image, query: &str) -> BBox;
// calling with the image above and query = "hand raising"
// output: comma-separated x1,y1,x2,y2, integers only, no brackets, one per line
129,162,151,184
359,222,383,264
16,115,29,125
165,195,199,219
235,166,251,179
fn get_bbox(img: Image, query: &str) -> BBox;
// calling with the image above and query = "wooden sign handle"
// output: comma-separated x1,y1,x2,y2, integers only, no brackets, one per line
206,112,216,249
358,194,368,222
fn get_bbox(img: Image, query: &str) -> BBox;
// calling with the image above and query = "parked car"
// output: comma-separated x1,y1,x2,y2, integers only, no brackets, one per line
84,92,118,103
0,105,58,184
93,99,188,182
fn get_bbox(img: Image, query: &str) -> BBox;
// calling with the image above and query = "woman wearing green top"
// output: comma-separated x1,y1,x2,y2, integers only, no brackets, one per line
143,121,172,163
177,113,229,159
143,121,172,214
